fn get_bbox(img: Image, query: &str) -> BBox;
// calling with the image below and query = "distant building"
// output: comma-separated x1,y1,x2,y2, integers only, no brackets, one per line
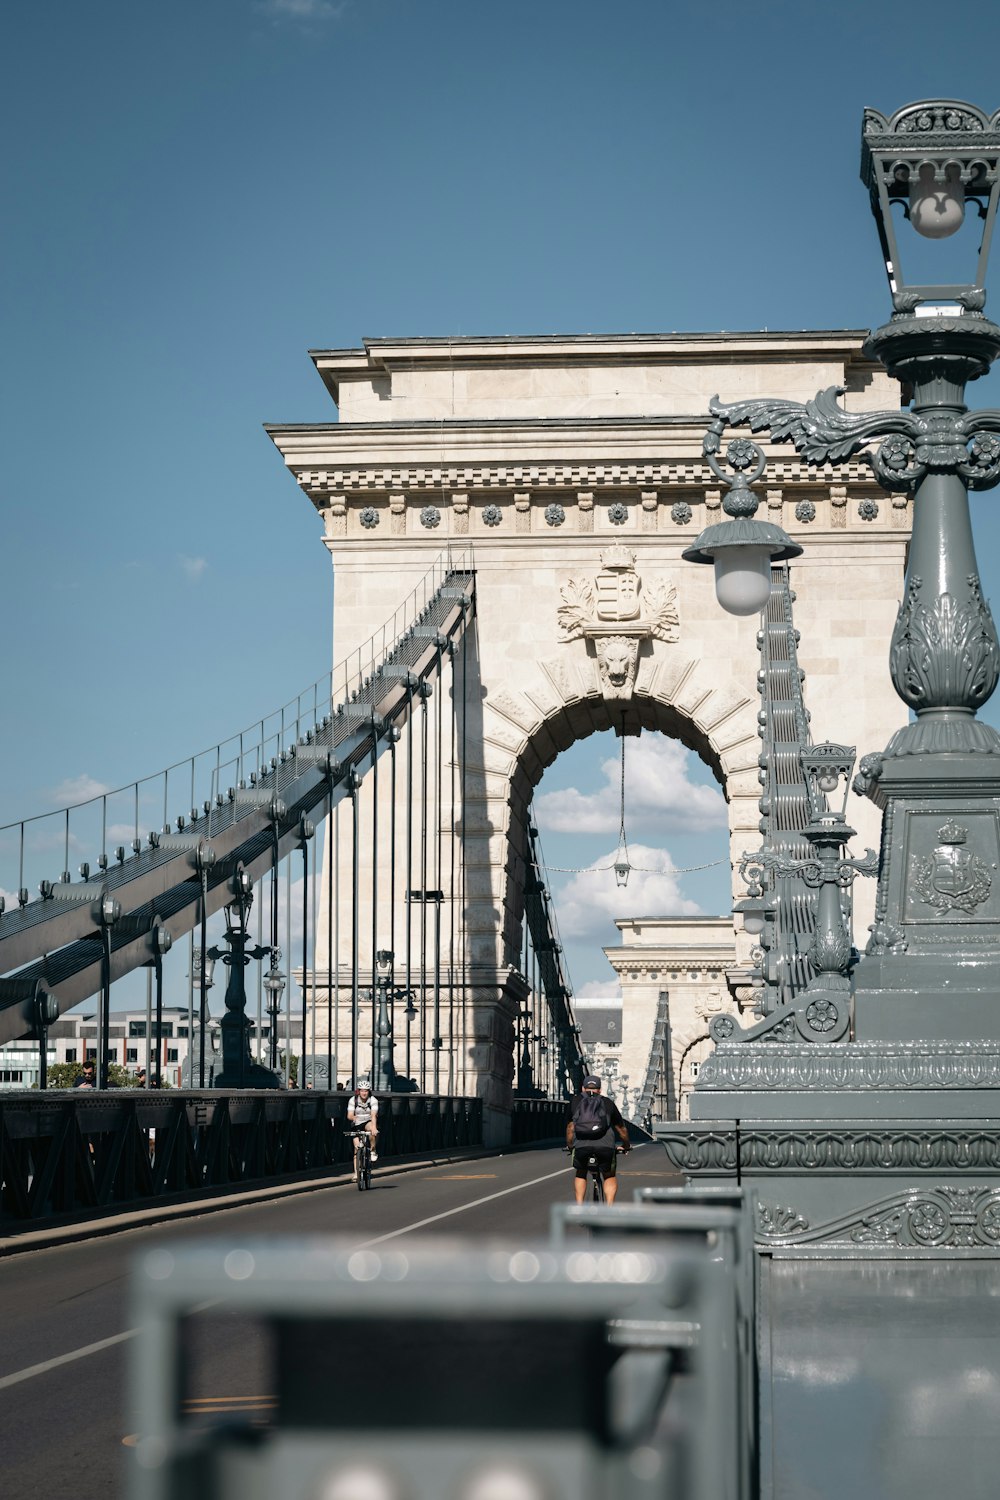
574,994,623,1092
604,916,746,1122
0,1007,274,1090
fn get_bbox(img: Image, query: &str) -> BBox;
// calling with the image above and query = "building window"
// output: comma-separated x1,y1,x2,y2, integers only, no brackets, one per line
178,1027,188,1039
166,1048,179,1063
691,1061,700,1078
1,1070,25,1083
86,1048,97,1061
129,1022,146,1038
153,1022,173,1038
65,1047,77,1063
126,1048,138,1063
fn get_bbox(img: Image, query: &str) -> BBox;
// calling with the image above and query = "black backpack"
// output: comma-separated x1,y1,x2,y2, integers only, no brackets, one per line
572,1092,609,1139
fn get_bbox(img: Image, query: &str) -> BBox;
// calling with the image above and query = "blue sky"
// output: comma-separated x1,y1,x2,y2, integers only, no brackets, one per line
5,0,1000,1003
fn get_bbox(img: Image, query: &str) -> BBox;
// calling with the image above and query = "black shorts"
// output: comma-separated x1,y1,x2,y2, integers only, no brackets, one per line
573,1144,616,1178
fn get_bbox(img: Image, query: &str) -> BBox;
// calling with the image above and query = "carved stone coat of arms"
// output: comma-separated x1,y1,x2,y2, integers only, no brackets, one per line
557,545,680,699
912,821,992,916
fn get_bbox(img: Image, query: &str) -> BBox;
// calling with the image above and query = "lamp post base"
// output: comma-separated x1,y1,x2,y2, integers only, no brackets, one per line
213,1060,284,1089
853,751,1000,1040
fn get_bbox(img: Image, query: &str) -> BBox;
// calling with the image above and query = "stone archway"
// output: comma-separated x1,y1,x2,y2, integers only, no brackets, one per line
271,329,911,1144
476,652,760,974
467,649,758,1134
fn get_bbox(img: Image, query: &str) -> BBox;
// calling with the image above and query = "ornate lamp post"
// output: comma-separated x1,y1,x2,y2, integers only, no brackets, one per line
210,866,282,1088
663,101,1000,1499
262,956,286,1073
191,949,215,1086
687,100,1000,1040
372,948,398,1091
715,744,879,1045
517,1004,536,1095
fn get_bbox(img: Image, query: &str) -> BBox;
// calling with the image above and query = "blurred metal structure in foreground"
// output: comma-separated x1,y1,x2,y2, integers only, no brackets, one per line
128,1236,743,1500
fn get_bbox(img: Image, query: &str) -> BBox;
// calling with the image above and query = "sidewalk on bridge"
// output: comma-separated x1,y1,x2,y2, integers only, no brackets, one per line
0,1137,567,1258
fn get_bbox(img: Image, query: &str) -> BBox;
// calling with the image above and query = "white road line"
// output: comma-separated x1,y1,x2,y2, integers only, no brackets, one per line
0,1329,138,1391
0,1151,593,1391
358,1163,572,1247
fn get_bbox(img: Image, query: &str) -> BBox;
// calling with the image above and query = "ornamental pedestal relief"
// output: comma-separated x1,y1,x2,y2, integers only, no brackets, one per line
557,545,680,700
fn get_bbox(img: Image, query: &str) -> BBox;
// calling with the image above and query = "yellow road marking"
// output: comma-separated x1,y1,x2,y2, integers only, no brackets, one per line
183,1396,275,1408
432,1173,498,1180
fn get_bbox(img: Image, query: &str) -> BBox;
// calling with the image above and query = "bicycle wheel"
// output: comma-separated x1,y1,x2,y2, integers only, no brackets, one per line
589,1159,605,1204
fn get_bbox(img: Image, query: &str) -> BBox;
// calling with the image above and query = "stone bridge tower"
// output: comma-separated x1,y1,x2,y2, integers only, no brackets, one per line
268,331,910,1144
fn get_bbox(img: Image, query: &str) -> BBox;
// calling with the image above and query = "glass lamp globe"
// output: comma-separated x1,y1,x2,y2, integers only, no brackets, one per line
909,162,965,239
714,547,774,616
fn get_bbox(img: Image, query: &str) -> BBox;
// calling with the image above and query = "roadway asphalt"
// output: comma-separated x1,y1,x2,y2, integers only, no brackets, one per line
0,1140,681,1499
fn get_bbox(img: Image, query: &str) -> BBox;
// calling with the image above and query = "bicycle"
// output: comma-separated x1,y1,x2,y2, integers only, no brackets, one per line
585,1152,606,1204
349,1128,373,1191
569,1143,627,1204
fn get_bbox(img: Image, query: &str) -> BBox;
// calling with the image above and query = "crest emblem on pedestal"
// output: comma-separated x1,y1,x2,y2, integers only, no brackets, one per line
557,547,680,701
912,821,992,915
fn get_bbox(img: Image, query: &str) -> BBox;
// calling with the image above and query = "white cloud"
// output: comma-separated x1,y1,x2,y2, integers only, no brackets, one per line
179,554,208,583
534,737,726,837
256,0,349,19
574,980,623,1005
48,774,111,806
552,844,703,940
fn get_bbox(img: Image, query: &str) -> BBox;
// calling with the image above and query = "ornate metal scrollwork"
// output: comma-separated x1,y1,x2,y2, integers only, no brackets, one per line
708,387,1000,497
889,573,1000,713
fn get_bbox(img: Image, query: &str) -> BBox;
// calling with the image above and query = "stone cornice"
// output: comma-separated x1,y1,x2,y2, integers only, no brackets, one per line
656,1120,1000,1176
268,418,884,493
699,1040,1000,1091
309,329,881,401
605,951,735,975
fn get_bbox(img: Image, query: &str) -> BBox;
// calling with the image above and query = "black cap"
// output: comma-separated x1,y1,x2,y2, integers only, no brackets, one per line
582,1076,602,1090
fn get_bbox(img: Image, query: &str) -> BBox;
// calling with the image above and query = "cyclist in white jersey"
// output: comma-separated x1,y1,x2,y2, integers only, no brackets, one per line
347,1080,379,1178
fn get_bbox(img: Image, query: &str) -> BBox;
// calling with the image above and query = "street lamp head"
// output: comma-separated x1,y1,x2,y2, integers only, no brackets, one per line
262,962,286,1008
861,101,1000,309
193,951,216,988
683,430,801,616
224,896,251,935
735,892,768,937
613,856,631,888
801,742,857,825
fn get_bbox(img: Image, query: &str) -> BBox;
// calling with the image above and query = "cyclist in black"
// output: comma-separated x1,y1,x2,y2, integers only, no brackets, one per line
566,1075,630,1204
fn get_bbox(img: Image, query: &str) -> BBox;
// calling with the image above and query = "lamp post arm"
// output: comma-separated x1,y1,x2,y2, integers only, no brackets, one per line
708,389,919,468
837,851,880,885
740,847,815,887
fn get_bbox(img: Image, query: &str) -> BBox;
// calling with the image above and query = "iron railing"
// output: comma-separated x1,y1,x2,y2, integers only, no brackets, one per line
510,1097,569,1144
0,1089,483,1229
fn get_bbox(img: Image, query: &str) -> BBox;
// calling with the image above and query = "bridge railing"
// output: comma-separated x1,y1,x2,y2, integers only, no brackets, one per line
510,1096,569,1144
128,1227,746,1499
0,545,473,910
0,1089,483,1230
